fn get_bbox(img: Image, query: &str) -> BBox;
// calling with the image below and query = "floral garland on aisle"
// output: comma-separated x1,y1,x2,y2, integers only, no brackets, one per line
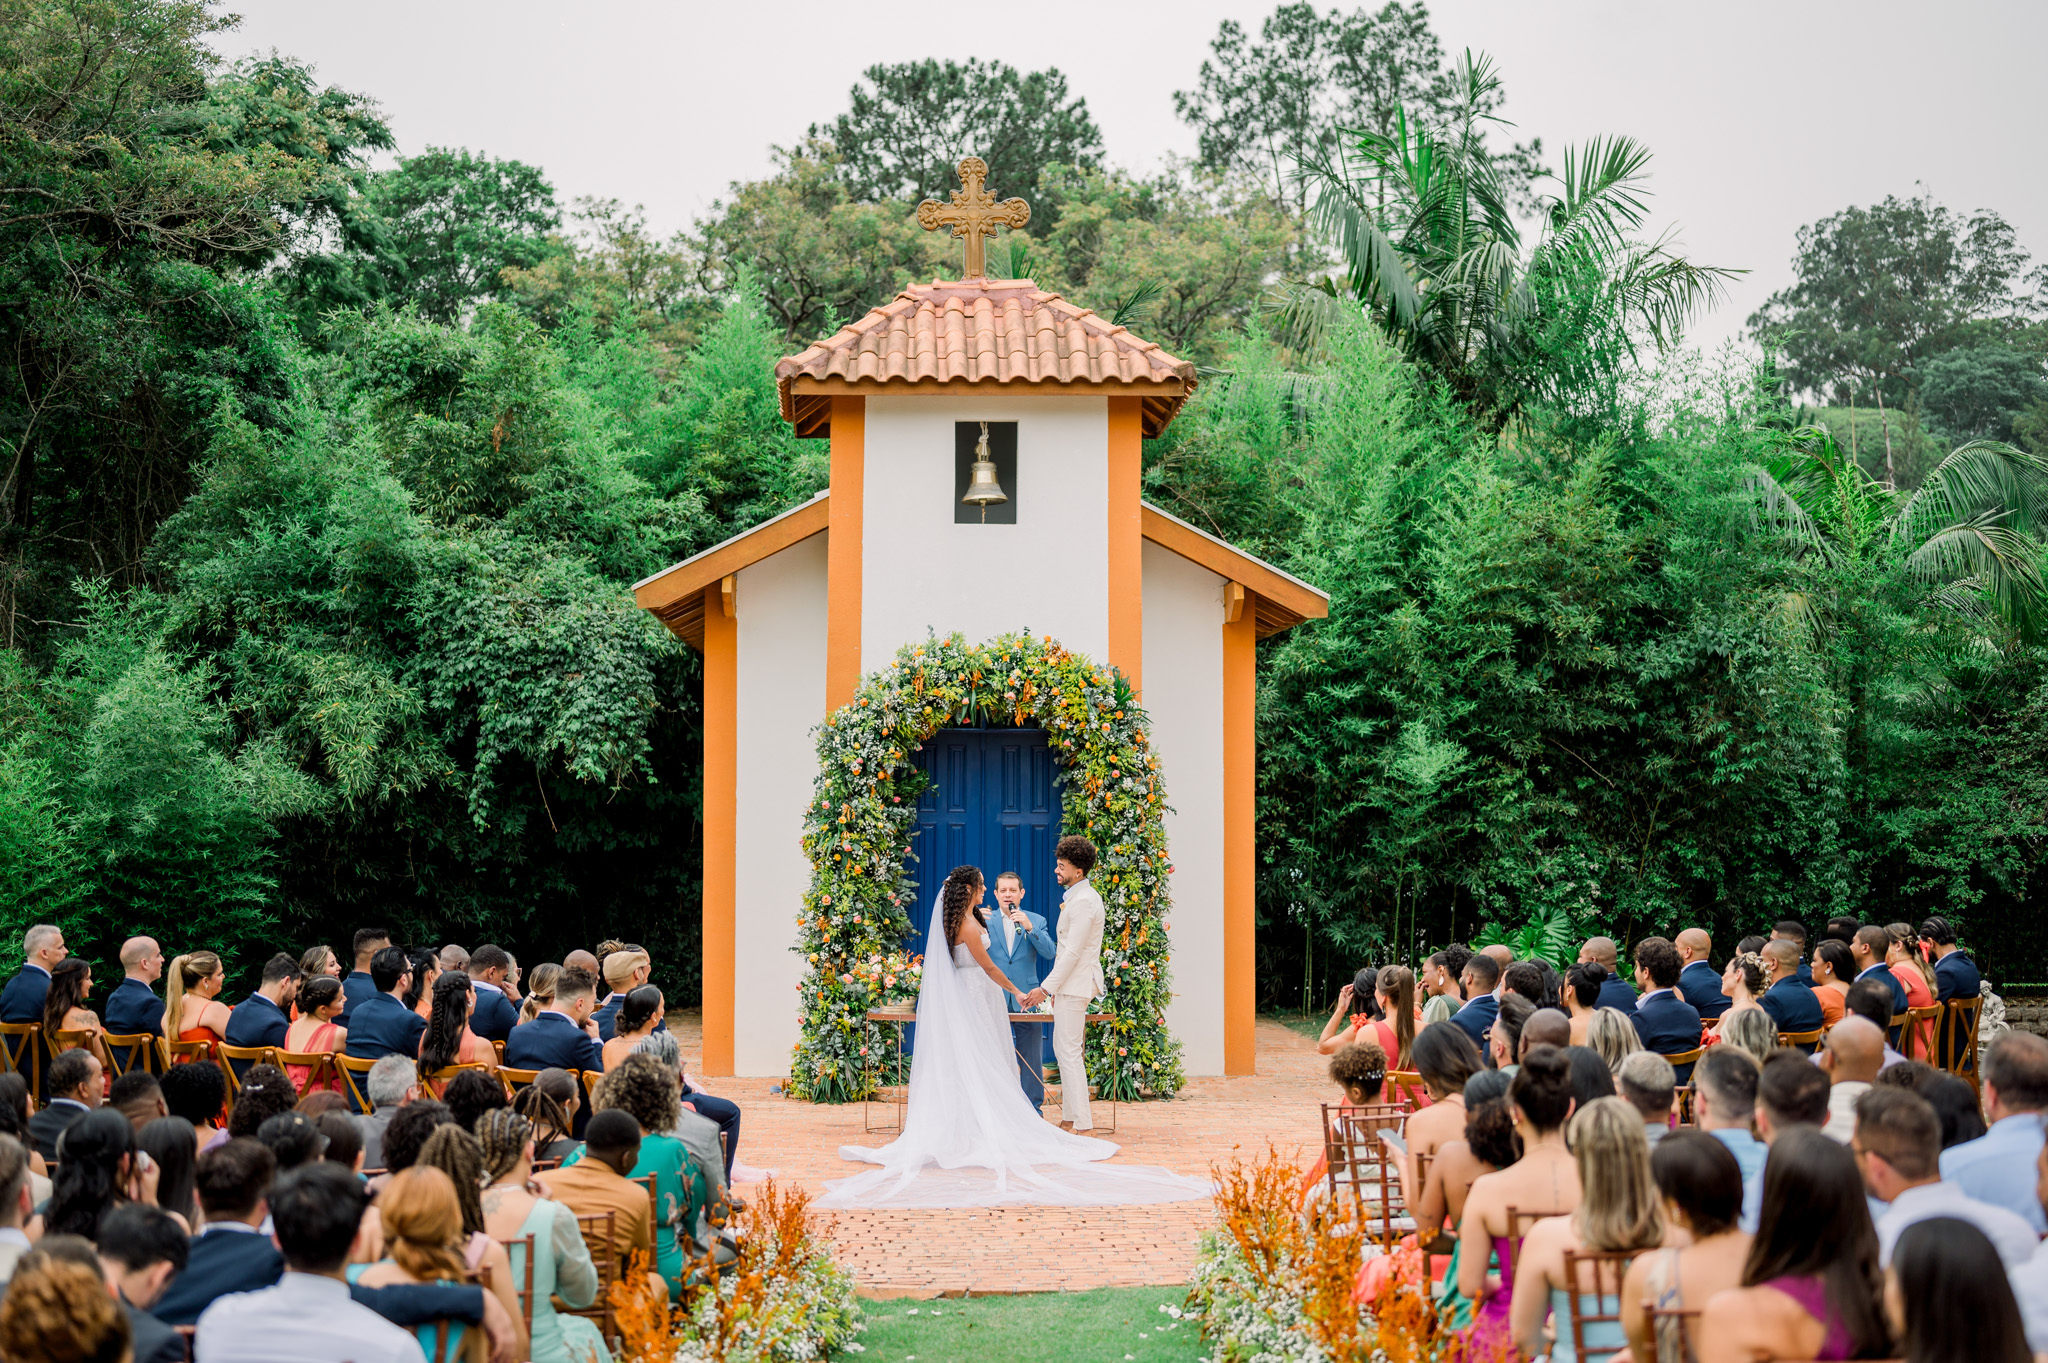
785,629,1185,1105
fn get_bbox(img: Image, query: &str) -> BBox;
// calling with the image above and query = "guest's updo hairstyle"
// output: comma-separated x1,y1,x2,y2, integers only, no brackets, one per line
1565,961,1607,1009
163,949,223,1039
1462,1070,1522,1169
1727,952,1767,996
940,865,986,946
618,984,664,1035
298,975,344,1016
1508,1043,1575,1132
378,1167,471,1285
1329,1039,1388,1102
1412,1019,1483,1099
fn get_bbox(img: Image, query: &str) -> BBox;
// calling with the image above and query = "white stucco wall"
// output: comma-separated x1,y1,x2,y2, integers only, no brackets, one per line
1141,539,1228,1077
859,396,1109,671
733,532,829,1076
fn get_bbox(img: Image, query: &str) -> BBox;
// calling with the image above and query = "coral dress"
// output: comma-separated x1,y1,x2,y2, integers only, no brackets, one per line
285,1021,343,1093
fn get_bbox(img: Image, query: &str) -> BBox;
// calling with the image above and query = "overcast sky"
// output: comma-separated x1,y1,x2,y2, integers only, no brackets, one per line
223,0,2046,354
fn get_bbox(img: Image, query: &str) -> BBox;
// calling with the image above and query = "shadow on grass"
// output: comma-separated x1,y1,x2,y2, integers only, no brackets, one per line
853,1285,1206,1362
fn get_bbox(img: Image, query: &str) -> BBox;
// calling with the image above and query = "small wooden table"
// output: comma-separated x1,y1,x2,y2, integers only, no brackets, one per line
861,1009,1117,1134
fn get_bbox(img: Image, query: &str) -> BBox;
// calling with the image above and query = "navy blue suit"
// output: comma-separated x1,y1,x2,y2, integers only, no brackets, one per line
0,966,49,1024
102,977,163,1037
986,909,1056,1104
1450,994,1498,1050
1678,961,1730,1020
1934,950,1982,1003
592,993,668,1043
468,981,520,1043
503,1011,604,1074
1759,979,1825,1051
222,992,290,1080
1856,962,1909,1016
153,1224,489,1329
343,992,425,1063
338,969,377,1026
1632,989,1705,1081
1596,975,1639,1016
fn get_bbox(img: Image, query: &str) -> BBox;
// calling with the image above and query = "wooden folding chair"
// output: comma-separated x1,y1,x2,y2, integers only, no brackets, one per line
1674,1081,1698,1127
1318,1103,1410,1244
1777,1027,1824,1055
0,1023,41,1097
46,1028,97,1058
1900,1003,1941,1063
581,1068,605,1107
499,1066,542,1099
274,1049,341,1097
101,1033,156,1078
1387,1070,1431,1110
505,1233,535,1334
1644,1305,1700,1363
1662,1045,1704,1086
1412,1150,1457,1283
216,1044,281,1103
564,1209,618,1343
420,1061,497,1099
1503,1205,1567,1280
335,1053,379,1112
157,1037,213,1070
1560,1246,1641,1362
1941,996,1986,1095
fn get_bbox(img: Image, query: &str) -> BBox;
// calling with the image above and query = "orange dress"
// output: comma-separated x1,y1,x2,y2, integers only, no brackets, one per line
175,1024,222,1060
1893,966,1936,1056
1816,987,1846,1029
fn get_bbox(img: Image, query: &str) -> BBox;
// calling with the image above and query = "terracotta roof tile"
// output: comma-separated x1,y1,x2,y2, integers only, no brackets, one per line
775,278,1197,438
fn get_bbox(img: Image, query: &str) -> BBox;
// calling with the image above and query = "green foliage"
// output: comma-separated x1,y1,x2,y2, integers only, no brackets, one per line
1916,345,2048,447
811,58,1103,204
1472,907,1577,968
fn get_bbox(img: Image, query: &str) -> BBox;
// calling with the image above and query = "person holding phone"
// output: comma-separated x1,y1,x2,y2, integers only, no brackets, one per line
983,872,1056,1105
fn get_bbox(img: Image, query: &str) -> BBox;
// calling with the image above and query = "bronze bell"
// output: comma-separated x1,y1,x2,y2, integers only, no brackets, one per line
962,421,1008,521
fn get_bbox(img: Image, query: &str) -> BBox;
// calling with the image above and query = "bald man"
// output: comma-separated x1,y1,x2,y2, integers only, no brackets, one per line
1519,1008,1572,1060
1674,928,1730,1019
1578,936,1639,1016
104,936,166,1037
564,949,600,976
1818,1016,1884,1142
1757,938,1825,1051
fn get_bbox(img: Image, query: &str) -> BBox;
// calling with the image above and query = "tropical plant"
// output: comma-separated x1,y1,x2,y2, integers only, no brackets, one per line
1290,51,1736,426
1471,906,1578,968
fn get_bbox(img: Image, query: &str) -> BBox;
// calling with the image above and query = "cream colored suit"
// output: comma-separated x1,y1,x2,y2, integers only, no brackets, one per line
1042,876,1106,1129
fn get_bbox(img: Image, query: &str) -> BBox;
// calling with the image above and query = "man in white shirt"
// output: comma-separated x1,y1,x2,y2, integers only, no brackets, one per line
1817,1016,1882,1144
1942,1032,2048,1234
1853,1086,2038,1268
2007,1136,2048,1354
195,1162,426,1363
1019,836,1106,1133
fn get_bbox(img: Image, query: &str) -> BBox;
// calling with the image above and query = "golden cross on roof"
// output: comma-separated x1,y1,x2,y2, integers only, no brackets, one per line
916,156,1031,279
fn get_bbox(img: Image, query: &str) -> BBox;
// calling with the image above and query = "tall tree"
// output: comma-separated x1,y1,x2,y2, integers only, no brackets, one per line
1747,191,2046,405
810,58,1102,205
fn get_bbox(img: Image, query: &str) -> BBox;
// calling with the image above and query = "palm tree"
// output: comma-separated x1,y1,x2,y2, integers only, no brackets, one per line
1290,51,1738,426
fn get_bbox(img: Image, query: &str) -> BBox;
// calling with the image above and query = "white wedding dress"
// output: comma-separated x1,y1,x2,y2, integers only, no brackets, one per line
817,906,1213,1209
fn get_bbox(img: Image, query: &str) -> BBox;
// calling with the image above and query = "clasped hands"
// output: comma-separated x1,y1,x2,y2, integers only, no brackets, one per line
1018,986,1049,1009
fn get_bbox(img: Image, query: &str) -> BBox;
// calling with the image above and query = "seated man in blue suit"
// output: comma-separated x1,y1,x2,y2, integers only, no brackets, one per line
1757,939,1825,1051
1451,954,1501,1050
337,927,390,1027
464,944,523,1044
1917,915,1982,1068
984,871,1057,1105
1849,924,1909,1044
343,946,427,1082
1580,936,1638,1016
104,936,167,1037
504,963,605,1137
1630,936,1705,1082
223,954,302,1079
1675,928,1730,1020
0,923,67,1024
1771,920,1815,986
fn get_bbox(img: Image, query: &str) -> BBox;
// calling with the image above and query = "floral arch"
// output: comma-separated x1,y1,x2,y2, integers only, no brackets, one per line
785,630,1185,1104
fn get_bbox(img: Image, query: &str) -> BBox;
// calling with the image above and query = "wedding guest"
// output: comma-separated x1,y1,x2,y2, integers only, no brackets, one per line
1629,937,1703,1080
1853,1087,2036,1267
0,925,66,1024
1770,920,1815,985
401,949,440,1021
477,1107,607,1363
1371,965,1418,1069
317,1111,362,1174
1501,961,1545,1009
29,1048,101,1160
1824,916,1861,946
1400,1022,1482,1206
344,947,427,1066
512,1072,580,1163
1616,1050,1676,1148
226,1065,297,1140
163,951,232,1052
152,1138,281,1324
436,944,469,974
42,957,112,1072
97,1205,192,1363
297,1090,348,1118
0,1257,131,1363
1818,1016,1884,1143
1834,980,1909,1073
1811,939,1854,1028
1420,947,1469,1027
1450,955,1500,1048
1518,1008,1570,1061
416,973,493,1075
138,1116,198,1229
601,984,665,1071
224,954,302,1073
1917,1071,1986,1148
342,1166,494,1363
563,949,600,977
105,937,167,1038
1916,916,1982,1062
1620,1132,1752,1363
110,1069,167,1133
407,1129,526,1359
1707,950,1767,1038
1694,1047,1767,1231
1675,928,1729,1019
505,964,603,1069
517,962,560,1025
1563,963,1605,1045
356,1056,421,1169
592,948,653,1041
1734,934,1767,956
2007,1139,2048,1353
1317,968,1382,1056
1512,1097,1663,1363
1850,924,1909,1020
1886,1218,2033,1363
462,946,521,1044
1565,1045,1616,1111
338,927,391,1026
158,1059,226,1149
1456,1047,1581,1348
1757,1048,1831,1148
1489,994,1534,1075
47,1109,150,1239
1719,1005,1779,1069
378,1101,453,1175
1697,1128,1890,1363
284,976,348,1095
572,1053,699,1295
0,1135,29,1290
1578,937,1638,1015
440,1069,506,1134
1884,924,1937,1058
1756,940,1824,1049
1584,1007,1642,1073
547,1109,671,1307
1416,1070,1514,1248
1939,1031,2048,1234
256,1111,328,1173
298,944,342,982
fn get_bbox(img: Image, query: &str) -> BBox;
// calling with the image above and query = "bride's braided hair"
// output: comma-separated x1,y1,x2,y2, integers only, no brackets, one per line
939,865,986,947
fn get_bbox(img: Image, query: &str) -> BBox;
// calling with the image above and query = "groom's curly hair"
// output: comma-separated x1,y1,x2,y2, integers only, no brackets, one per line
1054,835,1097,876
940,865,987,947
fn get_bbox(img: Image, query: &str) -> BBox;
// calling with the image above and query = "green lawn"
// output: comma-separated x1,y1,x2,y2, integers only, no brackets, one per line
851,1286,1208,1363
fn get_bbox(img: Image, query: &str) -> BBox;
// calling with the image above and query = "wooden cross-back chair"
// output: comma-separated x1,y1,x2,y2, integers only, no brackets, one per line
421,1061,499,1100
1386,1070,1430,1111
1940,997,1986,1096
505,1233,536,1334
563,1209,619,1346
156,1036,212,1071
1899,1004,1941,1063
274,1049,340,1098
1503,1205,1568,1281
1318,1103,1410,1245
1559,1247,1642,1363
1644,1305,1701,1363
0,1023,41,1097
1777,1027,1824,1055
215,1044,283,1110
100,1033,156,1078
1663,1046,1705,1086
498,1066,543,1100
580,1069,605,1108
334,1053,379,1113
1674,1082,1699,1128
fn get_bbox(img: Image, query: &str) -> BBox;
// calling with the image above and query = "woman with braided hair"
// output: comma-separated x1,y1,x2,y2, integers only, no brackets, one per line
476,1108,606,1363
412,1126,526,1361
822,864,1212,1210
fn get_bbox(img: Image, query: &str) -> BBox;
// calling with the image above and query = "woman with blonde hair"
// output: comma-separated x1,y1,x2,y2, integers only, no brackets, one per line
1706,952,1767,1040
413,1127,525,1359
163,951,231,1053
1885,923,1937,1057
1719,1007,1780,1070
347,1166,495,1362
517,963,561,1025
1511,1095,1665,1362
1584,1007,1642,1073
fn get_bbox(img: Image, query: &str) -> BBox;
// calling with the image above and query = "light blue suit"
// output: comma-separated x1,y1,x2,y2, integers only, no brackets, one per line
986,907,1055,1104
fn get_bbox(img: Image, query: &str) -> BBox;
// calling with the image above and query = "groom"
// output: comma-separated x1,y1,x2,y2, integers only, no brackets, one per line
1021,835,1105,1132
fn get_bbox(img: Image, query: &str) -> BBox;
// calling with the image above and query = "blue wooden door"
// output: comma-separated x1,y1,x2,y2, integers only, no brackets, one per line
906,727,1062,950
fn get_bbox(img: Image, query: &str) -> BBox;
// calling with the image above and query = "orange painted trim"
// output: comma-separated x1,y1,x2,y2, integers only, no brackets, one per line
826,397,866,711
1141,505,1329,625
701,583,738,1076
789,376,1188,399
633,495,828,617
1222,600,1258,1075
1107,397,1143,693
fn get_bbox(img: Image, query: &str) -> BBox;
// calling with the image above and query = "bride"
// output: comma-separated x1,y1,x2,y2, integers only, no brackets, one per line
818,864,1212,1209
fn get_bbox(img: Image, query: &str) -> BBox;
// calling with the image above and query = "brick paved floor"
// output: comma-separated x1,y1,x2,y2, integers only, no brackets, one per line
666,1013,1332,1296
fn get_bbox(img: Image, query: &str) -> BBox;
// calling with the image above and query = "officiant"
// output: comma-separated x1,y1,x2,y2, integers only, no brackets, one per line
985,871,1057,1104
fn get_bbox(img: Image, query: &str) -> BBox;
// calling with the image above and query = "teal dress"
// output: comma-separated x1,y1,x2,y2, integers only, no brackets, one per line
508,1198,609,1363
565,1129,697,1295
344,1264,469,1363
1548,1286,1626,1363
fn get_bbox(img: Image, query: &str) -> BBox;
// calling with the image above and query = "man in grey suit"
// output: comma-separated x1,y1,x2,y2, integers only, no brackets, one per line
984,871,1057,1105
